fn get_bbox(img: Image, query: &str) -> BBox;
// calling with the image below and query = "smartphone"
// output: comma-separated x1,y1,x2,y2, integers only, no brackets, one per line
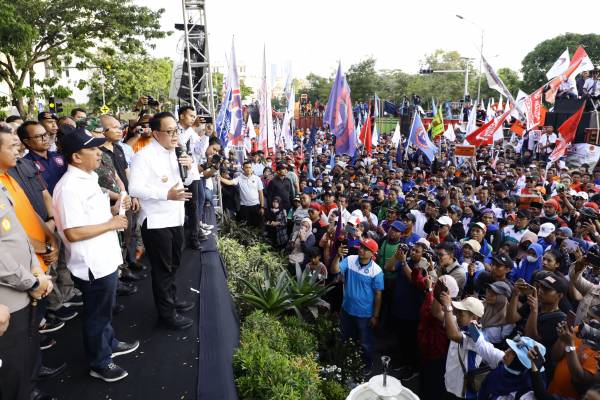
433,279,448,301
567,310,577,328
516,281,535,296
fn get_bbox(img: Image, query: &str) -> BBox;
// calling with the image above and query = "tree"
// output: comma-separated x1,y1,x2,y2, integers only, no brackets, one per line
479,67,522,101
346,57,381,103
0,0,167,117
521,33,600,92
407,50,475,105
304,73,333,103
240,80,253,99
81,51,172,112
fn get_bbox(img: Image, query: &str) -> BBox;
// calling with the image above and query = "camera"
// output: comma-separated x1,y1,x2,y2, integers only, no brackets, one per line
147,95,159,107
398,243,410,253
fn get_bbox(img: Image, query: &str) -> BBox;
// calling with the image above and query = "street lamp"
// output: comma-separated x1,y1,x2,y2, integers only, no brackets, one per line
456,14,484,107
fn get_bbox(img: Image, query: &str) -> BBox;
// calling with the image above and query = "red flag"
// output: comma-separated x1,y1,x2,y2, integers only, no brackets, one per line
359,113,373,155
466,108,512,147
545,49,586,103
510,120,525,137
549,104,585,163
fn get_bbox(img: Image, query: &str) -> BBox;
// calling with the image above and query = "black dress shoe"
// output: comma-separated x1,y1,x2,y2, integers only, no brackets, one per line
37,363,67,379
120,268,146,282
175,300,195,312
161,314,193,330
117,281,138,296
112,303,125,316
30,388,58,400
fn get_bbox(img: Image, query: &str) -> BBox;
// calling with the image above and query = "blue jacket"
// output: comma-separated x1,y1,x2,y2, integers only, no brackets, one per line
510,243,543,283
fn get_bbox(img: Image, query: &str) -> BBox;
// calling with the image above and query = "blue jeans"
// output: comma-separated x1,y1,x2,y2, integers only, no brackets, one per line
340,309,373,368
73,270,119,370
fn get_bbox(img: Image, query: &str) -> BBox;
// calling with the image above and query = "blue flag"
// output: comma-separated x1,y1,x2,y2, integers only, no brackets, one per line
308,153,315,180
407,111,438,163
328,152,335,168
323,63,356,156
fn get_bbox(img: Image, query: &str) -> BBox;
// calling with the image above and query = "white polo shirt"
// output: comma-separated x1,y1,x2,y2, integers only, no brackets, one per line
231,173,263,206
129,139,194,229
53,165,123,281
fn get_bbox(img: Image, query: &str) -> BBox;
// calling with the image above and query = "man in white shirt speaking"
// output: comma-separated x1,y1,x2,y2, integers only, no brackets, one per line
53,128,139,382
219,160,265,227
129,112,197,331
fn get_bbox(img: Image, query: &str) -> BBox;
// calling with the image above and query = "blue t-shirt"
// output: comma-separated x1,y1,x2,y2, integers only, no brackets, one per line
24,150,67,194
339,255,384,318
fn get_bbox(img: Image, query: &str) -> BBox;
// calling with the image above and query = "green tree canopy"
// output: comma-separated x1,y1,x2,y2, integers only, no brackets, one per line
521,33,600,92
0,0,167,117
81,51,172,112
346,57,380,103
304,73,333,103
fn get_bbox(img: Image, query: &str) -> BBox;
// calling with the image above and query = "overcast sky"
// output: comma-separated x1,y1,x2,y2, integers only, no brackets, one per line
139,0,599,82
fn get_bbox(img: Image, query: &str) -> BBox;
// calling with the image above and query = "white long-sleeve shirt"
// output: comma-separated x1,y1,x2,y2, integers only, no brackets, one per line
177,124,201,181
129,139,193,229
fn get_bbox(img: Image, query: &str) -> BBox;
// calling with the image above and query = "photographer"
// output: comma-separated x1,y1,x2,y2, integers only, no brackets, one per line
569,247,600,325
387,241,432,378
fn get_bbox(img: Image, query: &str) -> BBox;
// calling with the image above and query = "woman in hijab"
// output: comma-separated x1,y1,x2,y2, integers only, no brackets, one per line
287,217,316,272
510,243,543,283
481,281,515,349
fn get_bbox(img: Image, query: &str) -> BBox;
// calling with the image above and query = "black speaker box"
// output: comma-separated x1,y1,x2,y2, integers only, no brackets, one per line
544,111,599,143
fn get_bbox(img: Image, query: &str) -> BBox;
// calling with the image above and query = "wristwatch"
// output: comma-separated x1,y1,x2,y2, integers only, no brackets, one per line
565,345,576,353
29,278,40,292
445,305,453,313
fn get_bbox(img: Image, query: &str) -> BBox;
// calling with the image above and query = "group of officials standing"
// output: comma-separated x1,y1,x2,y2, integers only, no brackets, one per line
0,108,219,398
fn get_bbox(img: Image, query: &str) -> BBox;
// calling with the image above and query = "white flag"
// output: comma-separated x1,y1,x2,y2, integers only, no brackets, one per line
546,48,570,80
510,89,528,120
466,105,477,134
247,114,256,139
281,71,295,151
258,45,274,151
498,95,503,111
443,123,456,142
391,121,401,146
372,121,379,146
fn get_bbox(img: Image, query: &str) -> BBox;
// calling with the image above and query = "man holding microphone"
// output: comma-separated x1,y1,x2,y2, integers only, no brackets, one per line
129,112,196,331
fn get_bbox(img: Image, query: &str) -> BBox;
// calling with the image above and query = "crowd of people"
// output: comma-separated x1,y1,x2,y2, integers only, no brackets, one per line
220,107,600,400
0,99,219,399
1,84,600,400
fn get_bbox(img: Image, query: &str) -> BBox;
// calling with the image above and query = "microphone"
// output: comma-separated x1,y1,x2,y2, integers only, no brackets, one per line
175,146,188,181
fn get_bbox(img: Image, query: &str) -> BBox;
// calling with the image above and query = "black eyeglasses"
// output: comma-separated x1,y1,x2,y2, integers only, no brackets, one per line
26,133,48,141
159,129,178,137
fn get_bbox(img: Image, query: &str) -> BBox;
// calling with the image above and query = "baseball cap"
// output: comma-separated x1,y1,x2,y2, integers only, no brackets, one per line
303,187,316,194
449,204,463,215
61,127,106,155
360,238,379,254
402,213,416,223
486,281,512,298
292,195,301,202
557,227,573,237
492,253,514,269
276,162,287,170
439,275,459,298
309,202,322,212
480,208,494,216
38,111,57,121
389,220,408,233
539,273,568,294
462,239,481,253
505,336,546,370
472,222,487,232
426,199,440,208
437,216,453,227
575,192,589,200
452,297,484,318
537,222,556,238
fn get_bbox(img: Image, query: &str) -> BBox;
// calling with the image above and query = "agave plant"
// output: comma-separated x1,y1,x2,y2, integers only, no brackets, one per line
288,263,333,319
238,268,299,317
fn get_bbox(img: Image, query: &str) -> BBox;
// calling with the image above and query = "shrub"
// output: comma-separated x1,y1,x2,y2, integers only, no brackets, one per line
281,316,317,356
234,311,324,400
319,380,347,400
216,236,286,300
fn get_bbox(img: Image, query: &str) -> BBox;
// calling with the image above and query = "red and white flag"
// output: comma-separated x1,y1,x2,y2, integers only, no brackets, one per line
524,87,544,130
466,107,512,147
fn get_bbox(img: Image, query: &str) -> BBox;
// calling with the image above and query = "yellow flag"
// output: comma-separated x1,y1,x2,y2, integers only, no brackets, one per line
431,105,444,138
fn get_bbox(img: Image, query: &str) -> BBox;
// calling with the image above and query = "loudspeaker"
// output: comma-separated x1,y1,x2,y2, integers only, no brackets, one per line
544,111,599,143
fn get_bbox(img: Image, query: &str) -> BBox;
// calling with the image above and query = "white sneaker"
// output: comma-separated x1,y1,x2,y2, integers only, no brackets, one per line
200,228,212,236
199,222,214,230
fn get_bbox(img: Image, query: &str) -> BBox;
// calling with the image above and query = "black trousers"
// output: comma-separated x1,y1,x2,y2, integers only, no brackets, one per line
184,180,200,241
0,305,39,400
141,221,184,321
237,204,262,228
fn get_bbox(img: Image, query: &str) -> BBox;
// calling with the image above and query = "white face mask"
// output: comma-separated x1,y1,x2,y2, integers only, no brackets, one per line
526,255,538,263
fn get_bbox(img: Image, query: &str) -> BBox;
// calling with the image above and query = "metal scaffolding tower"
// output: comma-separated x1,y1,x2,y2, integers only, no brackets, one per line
174,0,215,117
